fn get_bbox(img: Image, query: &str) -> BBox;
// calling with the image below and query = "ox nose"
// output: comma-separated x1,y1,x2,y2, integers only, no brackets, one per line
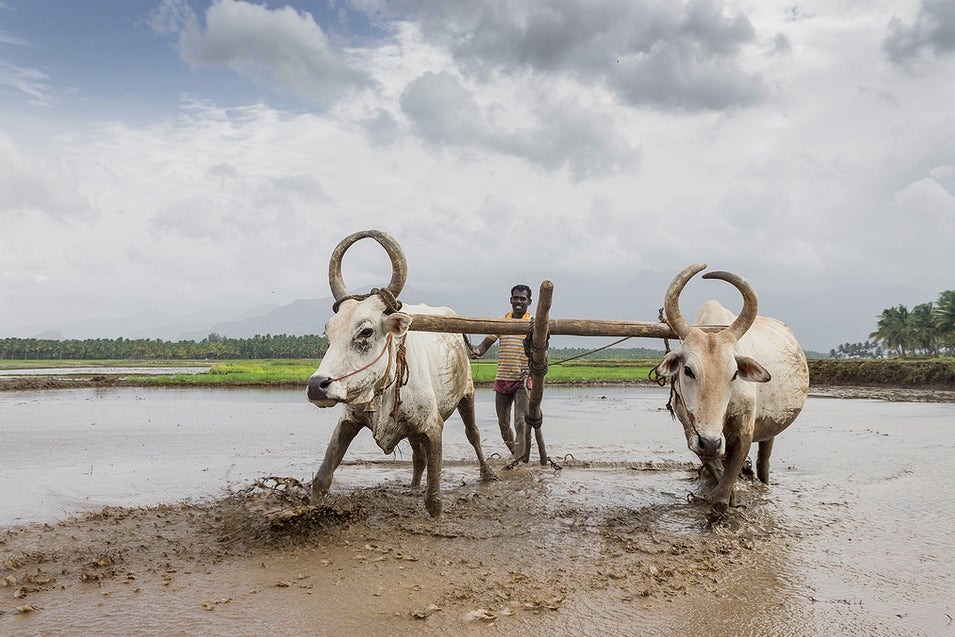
307,375,333,401
697,436,723,456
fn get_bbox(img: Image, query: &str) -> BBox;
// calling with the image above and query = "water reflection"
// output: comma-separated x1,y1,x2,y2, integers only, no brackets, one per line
1,386,953,635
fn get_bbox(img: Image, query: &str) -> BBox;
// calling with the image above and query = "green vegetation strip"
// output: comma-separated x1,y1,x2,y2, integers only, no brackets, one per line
121,359,661,386
8,358,955,389
126,360,319,386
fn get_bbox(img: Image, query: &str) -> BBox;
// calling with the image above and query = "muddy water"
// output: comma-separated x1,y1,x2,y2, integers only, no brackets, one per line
2,387,954,635
0,386,684,526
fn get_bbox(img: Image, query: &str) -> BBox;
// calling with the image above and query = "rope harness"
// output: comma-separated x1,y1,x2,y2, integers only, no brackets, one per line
522,325,550,378
655,333,706,448
324,332,394,386
332,287,403,314
328,289,410,417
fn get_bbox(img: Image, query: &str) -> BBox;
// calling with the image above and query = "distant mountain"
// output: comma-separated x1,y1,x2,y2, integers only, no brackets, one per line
14,309,231,341
33,329,66,340
179,286,432,340
178,298,332,340
15,271,834,352
11,276,679,347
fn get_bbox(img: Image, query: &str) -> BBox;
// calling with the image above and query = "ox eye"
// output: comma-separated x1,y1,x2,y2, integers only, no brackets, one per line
683,366,695,379
732,369,739,381
358,328,374,339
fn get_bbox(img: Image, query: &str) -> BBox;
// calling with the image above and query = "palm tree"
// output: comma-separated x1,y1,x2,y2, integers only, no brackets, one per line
870,304,912,358
911,303,938,356
934,290,955,355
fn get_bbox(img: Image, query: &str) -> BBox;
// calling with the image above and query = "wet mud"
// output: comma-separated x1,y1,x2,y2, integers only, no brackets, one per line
2,387,954,636
1,461,795,636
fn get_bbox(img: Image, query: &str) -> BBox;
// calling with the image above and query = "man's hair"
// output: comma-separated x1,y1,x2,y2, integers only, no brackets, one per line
511,284,532,298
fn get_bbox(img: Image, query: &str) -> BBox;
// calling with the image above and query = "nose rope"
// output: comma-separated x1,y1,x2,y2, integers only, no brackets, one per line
325,333,393,384
676,361,724,453
675,363,696,429
664,339,716,453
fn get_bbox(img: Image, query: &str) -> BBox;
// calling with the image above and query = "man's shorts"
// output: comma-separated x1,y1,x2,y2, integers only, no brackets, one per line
493,379,531,394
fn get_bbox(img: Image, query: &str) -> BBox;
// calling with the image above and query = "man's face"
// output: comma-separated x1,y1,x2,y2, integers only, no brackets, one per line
510,290,530,316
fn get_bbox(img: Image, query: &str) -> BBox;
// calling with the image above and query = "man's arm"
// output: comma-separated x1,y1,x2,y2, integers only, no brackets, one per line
470,336,496,359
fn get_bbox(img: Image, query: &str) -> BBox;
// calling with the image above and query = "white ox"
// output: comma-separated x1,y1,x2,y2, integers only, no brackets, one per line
653,264,809,515
306,231,495,518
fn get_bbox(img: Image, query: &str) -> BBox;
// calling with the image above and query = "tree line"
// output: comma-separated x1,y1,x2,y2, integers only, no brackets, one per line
0,333,328,360
831,289,955,358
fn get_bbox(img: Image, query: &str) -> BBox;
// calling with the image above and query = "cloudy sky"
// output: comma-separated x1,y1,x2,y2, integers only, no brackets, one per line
1,0,954,352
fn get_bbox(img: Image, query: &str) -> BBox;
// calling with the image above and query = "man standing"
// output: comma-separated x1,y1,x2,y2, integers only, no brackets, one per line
470,285,533,459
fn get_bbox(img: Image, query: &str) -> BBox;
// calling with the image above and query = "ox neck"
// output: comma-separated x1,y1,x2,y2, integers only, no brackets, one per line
364,332,408,415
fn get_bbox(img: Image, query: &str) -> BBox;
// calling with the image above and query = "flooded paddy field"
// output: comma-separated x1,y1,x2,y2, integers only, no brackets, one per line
1,386,953,636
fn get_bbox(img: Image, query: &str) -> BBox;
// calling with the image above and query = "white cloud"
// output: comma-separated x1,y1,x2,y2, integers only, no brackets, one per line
884,0,955,65
152,0,374,106
0,131,89,219
0,61,53,106
399,70,640,178
2,0,955,352
392,0,767,110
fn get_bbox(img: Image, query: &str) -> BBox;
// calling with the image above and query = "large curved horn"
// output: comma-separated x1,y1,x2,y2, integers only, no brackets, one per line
664,263,707,339
328,230,408,303
701,270,758,340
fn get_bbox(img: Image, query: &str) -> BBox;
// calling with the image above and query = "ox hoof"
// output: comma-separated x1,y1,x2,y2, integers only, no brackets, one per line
480,466,499,482
708,499,731,520
309,483,329,505
425,499,442,518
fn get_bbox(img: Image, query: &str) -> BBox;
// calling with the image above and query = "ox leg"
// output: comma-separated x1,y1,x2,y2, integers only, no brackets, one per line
415,428,443,518
311,417,364,503
701,458,722,487
410,438,427,488
711,434,752,514
494,392,516,454
457,394,497,482
756,438,774,484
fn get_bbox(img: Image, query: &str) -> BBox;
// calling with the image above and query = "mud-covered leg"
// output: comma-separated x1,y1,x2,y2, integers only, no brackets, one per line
410,437,427,488
312,416,364,503
712,434,752,514
701,458,723,487
495,392,516,454
756,437,774,484
533,424,548,465
419,428,443,518
457,394,497,481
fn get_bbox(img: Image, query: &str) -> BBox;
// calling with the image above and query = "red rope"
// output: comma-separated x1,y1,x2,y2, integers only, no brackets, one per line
326,333,393,384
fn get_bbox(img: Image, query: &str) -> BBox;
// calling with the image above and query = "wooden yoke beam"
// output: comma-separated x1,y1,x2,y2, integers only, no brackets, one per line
404,314,725,338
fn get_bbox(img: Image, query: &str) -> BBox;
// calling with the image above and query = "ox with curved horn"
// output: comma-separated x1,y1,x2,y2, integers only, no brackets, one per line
307,229,495,518
328,229,407,311
654,263,809,516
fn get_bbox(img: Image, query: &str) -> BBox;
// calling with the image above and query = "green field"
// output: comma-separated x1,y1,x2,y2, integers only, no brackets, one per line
143,359,661,386
470,361,658,384
6,357,954,389
126,360,320,386
0,358,660,386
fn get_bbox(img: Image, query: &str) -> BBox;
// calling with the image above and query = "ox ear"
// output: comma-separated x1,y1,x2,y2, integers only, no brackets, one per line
654,351,683,378
384,312,413,337
735,356,771,383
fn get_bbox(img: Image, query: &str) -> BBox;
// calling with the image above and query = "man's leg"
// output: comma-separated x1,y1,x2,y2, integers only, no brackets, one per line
513,386,531,462
494,391,516,453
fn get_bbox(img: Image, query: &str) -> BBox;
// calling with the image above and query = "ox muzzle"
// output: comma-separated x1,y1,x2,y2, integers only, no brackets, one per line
689,432,725,458
306,375,339,407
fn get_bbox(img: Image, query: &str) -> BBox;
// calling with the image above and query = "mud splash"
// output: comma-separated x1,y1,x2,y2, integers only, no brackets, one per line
1,463,799,636
2,387,954,635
